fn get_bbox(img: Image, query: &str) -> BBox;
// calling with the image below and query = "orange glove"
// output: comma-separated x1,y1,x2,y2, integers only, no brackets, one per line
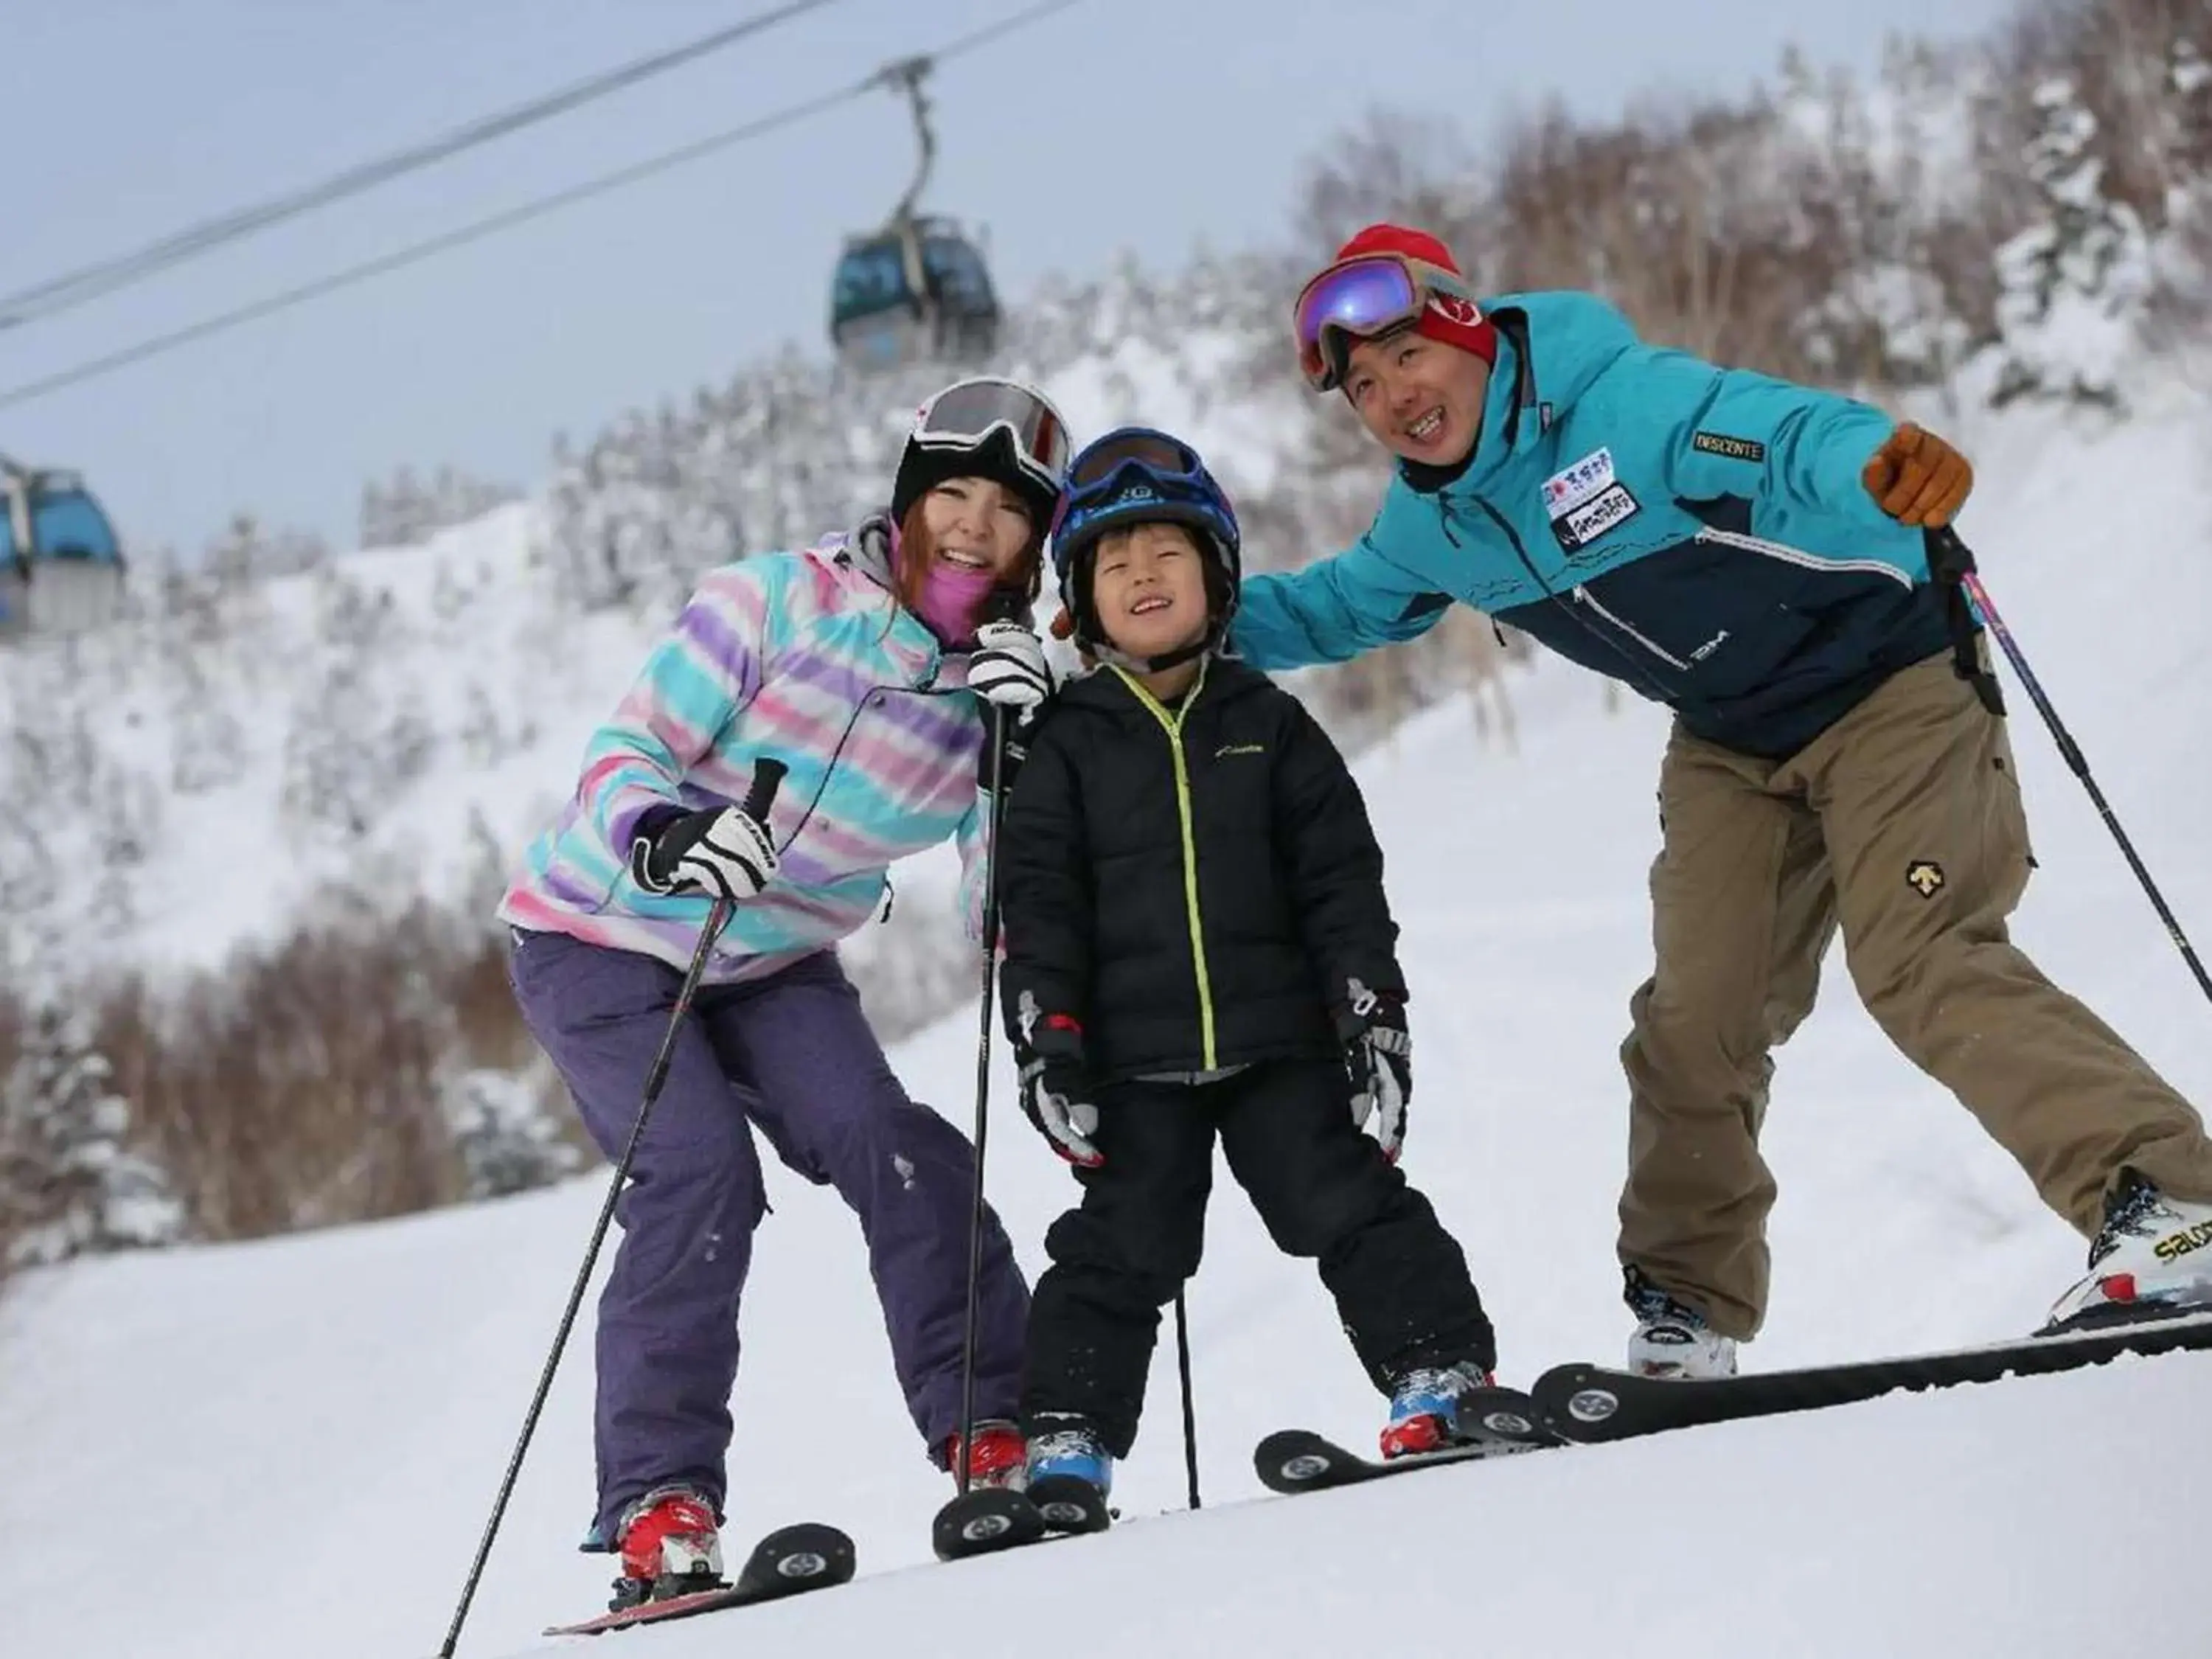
1862,422,1973,528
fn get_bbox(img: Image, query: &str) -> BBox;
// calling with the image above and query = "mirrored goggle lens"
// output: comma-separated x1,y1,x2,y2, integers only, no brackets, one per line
917,380,1071,481
1068,431,1203,490
1293,257,1422,382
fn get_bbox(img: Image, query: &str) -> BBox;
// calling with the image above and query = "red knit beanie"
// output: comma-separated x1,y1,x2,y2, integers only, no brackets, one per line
1332,223,1498,368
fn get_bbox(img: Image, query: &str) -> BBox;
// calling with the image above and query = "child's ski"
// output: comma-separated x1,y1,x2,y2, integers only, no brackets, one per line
1253,1426,1555,1495
1254,1385,1565,1495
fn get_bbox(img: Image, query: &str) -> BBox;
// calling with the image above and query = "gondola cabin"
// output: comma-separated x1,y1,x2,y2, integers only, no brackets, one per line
0,458,125,639
830,218,1001,372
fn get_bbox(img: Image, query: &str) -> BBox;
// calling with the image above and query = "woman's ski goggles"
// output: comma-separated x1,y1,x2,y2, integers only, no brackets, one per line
911,377,1074,495
1292,252,1475,392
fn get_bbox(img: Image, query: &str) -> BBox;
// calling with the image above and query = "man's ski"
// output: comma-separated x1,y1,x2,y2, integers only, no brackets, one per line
543,1520,855,1636
931,1483,1110,1562
1533,1306,2212,1445
1253,1386,1565,1496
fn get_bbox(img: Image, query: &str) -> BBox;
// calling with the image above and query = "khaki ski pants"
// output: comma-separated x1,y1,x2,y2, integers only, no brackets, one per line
1617,650,2212,1339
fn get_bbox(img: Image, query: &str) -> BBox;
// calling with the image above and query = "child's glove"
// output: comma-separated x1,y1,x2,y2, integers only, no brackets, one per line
1334,978,1411,1164
1013,993,1103,1167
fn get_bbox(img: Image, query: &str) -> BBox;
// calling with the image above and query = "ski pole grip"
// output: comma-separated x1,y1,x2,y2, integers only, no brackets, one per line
740,757,788,823
1925,525,1975,582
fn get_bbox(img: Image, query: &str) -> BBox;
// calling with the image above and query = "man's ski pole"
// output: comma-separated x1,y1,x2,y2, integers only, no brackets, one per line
1930,526,2212,1007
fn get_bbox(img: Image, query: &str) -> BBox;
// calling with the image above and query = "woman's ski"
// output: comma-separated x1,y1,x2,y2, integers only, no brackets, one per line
543,1520,855,1636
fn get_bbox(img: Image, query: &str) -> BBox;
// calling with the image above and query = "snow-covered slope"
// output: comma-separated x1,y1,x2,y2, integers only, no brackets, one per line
518,1351,2205,1659
4,387,2210,1658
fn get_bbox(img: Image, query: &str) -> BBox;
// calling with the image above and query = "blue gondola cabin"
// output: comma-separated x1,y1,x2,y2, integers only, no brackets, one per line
0,458,125,639
829,218,1001,372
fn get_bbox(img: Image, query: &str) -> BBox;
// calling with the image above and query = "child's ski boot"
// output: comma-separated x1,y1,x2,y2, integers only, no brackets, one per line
1023,1415,1113,1533
1380,1360,1499,1458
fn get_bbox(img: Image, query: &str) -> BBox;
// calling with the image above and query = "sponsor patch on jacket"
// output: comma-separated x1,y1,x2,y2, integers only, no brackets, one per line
1543,448,1615,517
1691,431,1767,462
1557,482,1641,549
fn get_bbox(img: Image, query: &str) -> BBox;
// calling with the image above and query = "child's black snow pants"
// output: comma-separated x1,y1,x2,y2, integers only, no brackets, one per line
1018,1057,1495,1458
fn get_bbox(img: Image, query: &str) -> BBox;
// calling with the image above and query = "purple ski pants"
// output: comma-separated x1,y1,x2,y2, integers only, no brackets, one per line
507,928,1031,1545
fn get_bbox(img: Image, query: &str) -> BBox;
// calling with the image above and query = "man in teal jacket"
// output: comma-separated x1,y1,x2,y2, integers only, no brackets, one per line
1233,221,2212,1372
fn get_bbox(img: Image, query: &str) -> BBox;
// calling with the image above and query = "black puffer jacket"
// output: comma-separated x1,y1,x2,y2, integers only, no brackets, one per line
997,657,1404,1082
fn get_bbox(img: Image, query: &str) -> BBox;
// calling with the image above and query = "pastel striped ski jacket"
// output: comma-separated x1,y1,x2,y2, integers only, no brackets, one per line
499,518,1001,984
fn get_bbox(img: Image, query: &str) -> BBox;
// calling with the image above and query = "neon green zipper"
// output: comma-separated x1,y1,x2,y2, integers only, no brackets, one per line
1112,661,1217,1070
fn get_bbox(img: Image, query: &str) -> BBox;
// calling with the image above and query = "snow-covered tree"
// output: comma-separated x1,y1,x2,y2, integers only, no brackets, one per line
2146,32,2212,346
441,1066,584,1200
361,465,523,551
204,512,329,585
0,1001,181,1266
279,567,433,838
168,646,250,796
1990,77,2154,409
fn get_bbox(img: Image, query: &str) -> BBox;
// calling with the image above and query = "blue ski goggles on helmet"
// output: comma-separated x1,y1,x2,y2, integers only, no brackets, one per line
1049,428,1239,573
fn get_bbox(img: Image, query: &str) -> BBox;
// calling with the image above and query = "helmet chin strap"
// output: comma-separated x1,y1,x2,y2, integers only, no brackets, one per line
1079,617,1226,675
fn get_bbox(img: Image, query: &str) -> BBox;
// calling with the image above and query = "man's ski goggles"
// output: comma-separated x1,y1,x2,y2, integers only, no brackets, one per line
1292,253,1476,392
911,377,1074,495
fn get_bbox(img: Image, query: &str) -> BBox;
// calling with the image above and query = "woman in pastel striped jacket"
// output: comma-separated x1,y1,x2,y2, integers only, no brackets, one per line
498,378,1071,1608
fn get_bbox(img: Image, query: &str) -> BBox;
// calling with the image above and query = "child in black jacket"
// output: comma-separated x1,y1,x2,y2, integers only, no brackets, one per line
997,427,1499,1508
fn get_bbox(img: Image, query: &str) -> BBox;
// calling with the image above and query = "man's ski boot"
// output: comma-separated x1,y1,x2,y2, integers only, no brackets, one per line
945,1417,1029,1492
1380,1360,1499,1457
1625,1268,1738,1380
1023,1415,1113,1533
610,1486,723,1610
2044,1171,2212,1334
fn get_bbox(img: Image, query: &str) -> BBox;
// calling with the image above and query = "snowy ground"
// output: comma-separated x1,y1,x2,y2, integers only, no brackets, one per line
4,392,2212,1656
504,1351,2206,1659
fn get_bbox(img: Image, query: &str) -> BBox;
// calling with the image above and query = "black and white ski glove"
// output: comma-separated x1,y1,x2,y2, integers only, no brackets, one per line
1014,991,1103,1168
969,621,1052,718
630,803,780,905
1335,978,1411,1164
